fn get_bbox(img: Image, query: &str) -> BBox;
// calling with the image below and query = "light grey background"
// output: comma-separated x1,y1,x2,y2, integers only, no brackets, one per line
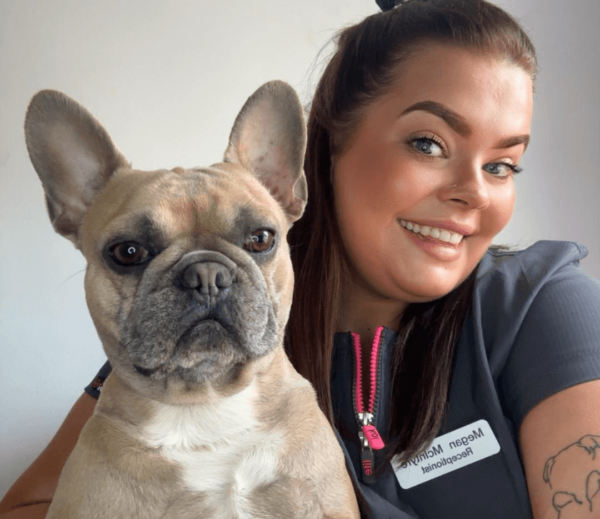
1,0,598,497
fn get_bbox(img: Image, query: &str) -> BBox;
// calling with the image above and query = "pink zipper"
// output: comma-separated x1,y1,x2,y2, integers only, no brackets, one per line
351,326,386,483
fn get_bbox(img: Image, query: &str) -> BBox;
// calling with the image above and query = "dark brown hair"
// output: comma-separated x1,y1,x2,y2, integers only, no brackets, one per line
285,0,537,464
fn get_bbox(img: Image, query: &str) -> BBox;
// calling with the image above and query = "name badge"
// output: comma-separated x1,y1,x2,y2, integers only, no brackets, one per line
394,419,500,489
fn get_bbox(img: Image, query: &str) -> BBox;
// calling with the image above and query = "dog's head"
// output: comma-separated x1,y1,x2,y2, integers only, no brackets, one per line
25,82,307,403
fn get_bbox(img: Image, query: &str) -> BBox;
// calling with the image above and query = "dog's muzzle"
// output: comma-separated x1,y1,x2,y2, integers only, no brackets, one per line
123,249,276,384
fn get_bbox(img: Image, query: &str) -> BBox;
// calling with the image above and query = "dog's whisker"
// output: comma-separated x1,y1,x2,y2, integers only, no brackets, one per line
55,268,86,291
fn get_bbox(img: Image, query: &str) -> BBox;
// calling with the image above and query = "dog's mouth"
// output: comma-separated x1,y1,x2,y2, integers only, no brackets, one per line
130,318,247,382
133,364,160,377
133,357,221,378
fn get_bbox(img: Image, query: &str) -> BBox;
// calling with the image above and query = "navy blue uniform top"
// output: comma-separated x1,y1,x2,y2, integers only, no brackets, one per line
87,241,600,518
331,241,600,518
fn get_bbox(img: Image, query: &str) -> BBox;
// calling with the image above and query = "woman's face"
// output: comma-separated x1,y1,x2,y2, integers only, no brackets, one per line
333,45,533,308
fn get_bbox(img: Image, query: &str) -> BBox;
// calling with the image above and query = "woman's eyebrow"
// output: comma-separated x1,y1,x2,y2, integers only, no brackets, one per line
400,101,471,137
495,134,530,151
400,100,530,151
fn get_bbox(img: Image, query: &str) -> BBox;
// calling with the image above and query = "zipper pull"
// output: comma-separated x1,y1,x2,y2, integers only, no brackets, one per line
358,412,385,450
358,413,384,485
362,424,385,450
360,446,376,485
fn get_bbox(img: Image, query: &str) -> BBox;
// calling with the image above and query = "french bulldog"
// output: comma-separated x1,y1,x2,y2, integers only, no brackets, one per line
25,82,359,519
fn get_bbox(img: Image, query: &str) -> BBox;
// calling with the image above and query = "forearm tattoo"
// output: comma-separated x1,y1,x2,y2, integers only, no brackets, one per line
543,435,600,518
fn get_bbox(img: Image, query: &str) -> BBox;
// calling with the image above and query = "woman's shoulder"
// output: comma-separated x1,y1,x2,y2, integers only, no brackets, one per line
471,240,600,375
475,240,596,303
472,241,600,428
479,240,588,281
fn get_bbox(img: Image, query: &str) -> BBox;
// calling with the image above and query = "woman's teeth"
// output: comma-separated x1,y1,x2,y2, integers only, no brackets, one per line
400,220,463,245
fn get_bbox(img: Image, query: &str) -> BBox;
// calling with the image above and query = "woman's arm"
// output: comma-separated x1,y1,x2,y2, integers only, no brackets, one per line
520,379,600,519
0,393,97,519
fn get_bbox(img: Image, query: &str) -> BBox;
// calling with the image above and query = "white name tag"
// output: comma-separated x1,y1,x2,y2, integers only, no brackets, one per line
393,419,501,489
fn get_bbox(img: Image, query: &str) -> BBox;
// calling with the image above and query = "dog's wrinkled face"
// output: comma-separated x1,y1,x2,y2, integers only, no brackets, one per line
25,81,307,403
82,163,294,397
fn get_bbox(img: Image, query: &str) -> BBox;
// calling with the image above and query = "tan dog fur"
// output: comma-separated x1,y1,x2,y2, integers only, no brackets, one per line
25,82,359,519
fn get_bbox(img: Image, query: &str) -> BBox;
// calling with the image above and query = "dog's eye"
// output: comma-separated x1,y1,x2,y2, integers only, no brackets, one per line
109,242,150,266
245,230,275,253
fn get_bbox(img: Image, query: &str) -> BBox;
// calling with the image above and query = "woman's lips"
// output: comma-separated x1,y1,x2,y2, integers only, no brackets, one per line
399,220,466,262
399,219,468,244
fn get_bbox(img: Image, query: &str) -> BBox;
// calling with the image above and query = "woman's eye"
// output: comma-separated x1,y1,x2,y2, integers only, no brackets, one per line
483,162,522,178
109,242,151,266
410,137,444,157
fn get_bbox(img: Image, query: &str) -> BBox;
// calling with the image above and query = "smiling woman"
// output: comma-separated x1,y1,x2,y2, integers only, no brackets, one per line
284,0,600,518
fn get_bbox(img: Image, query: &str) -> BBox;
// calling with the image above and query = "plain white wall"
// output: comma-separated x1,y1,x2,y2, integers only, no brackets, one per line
1,0,598,497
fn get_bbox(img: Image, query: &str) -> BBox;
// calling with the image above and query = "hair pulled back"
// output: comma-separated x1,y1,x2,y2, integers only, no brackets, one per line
286,0,537,464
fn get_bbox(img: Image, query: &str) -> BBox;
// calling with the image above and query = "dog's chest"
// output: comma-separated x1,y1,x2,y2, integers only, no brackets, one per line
142,384,283,514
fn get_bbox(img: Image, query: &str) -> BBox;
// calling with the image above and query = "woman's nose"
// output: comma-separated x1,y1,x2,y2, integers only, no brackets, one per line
442,163,490,210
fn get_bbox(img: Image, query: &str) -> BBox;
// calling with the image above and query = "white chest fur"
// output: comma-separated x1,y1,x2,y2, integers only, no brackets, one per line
142,383,283,516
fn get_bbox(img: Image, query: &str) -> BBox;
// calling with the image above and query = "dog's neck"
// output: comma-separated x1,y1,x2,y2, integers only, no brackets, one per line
144,381,261,452
94,346,292,448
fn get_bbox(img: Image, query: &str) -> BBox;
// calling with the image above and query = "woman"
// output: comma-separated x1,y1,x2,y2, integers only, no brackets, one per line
283,0,600,517
2,0,599,518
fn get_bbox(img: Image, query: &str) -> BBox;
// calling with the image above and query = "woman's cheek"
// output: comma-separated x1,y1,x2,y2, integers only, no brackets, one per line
487,182,516,236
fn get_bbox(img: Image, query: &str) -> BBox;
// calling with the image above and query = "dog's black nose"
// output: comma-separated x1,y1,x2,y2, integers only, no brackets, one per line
179,261,234,297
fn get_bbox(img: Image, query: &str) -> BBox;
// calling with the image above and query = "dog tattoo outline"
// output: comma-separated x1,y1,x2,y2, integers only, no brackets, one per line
543,435,600,518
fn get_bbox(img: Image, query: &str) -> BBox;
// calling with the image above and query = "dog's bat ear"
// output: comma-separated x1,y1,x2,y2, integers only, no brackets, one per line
224,80,307,222
25,90,129,247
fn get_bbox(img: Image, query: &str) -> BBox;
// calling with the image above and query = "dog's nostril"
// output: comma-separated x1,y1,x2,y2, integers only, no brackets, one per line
215,270,233,288
179,261,234,296
181,268,200,290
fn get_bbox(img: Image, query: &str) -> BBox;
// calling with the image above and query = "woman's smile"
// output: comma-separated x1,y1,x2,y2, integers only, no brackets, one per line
399,220,466,245
398,219,466,262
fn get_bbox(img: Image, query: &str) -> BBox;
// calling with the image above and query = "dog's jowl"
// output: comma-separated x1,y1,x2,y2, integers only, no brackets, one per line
25,82,359,519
